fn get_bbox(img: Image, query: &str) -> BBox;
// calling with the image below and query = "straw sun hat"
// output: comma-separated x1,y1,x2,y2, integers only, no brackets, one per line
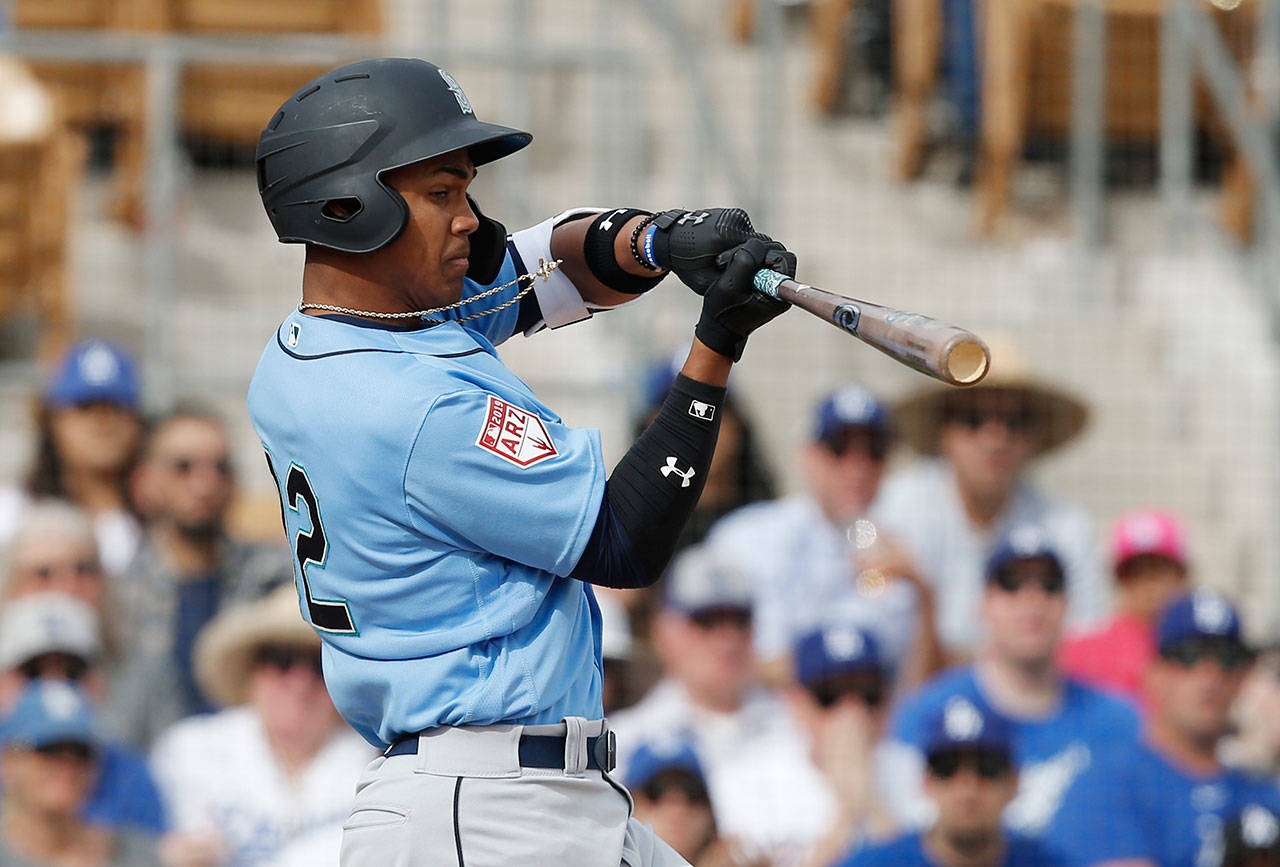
894,335,1089,457
194,583,319,709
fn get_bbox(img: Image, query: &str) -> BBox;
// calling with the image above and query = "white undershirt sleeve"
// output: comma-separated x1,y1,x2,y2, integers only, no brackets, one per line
509,207,606,335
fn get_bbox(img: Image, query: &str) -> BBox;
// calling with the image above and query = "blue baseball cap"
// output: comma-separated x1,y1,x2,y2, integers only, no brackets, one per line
662,545,753,617
924,696,1013,759
1157,590,1244,654
44,340,141,410
1,681,98,752
793,624,884,687
985,525,1065,584
812,384,891,444
624,736,707,791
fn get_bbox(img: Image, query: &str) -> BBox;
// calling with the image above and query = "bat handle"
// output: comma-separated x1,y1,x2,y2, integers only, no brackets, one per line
752,269,789,300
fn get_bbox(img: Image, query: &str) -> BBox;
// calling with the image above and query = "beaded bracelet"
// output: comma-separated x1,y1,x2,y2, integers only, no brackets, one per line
629,213,663,272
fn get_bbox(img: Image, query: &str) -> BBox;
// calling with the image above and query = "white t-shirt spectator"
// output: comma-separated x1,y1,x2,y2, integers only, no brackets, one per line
872,459,1106,655
703,494,919,668
611,679,834,865
150,706,374,867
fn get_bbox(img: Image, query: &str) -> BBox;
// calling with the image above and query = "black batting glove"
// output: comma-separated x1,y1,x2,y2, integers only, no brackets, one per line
695,237,792,361
650,208,797,295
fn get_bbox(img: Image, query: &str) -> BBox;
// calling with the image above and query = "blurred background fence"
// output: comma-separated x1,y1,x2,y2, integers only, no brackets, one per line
2,0,1280,637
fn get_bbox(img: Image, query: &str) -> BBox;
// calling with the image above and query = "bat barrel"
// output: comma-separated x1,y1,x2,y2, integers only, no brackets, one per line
752,269,991,387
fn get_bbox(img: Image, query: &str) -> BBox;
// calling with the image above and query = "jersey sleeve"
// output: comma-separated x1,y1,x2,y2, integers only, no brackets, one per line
404,389,606,577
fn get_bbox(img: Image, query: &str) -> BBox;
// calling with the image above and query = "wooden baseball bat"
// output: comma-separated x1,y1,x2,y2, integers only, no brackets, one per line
752,270,990,387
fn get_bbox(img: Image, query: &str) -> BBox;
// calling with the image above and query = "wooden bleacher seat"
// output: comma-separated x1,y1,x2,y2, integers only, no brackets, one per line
0,59,86,358
892,0,1256,236
13,0,164,229
174,0,382,150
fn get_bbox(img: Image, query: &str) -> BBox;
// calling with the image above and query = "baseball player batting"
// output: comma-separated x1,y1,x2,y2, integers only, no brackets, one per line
248,57,796,866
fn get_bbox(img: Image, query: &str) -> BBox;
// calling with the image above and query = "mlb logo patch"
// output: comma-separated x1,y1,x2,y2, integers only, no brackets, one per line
688,400,715,422
475,395,558,468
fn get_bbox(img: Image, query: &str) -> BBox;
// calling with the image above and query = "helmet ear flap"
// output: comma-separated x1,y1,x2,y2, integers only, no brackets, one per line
465,194,508,284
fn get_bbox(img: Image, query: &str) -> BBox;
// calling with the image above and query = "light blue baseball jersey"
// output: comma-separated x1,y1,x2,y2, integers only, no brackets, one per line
248,223,610,748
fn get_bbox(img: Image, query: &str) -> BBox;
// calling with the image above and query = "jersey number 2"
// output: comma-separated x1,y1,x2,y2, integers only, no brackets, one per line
267,455,357,635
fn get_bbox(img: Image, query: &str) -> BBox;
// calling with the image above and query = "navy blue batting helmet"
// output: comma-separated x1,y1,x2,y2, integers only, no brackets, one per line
255,57,531,254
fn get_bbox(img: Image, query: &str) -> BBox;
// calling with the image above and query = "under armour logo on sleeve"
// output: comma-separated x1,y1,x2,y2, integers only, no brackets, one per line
599,209,628,231
660,456,696,488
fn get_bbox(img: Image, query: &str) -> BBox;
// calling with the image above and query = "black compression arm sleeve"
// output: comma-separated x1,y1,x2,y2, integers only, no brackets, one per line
569,374,725,588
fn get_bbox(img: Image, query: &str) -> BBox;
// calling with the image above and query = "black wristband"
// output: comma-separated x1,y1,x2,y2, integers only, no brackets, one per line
583,209,666,295
600,374,725,581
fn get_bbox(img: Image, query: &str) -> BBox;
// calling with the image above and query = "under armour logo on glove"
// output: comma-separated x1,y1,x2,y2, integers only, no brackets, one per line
661,456,696,488
676,211,710,226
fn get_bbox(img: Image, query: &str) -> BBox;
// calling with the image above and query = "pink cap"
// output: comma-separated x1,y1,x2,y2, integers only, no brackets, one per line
1110,509,1187,570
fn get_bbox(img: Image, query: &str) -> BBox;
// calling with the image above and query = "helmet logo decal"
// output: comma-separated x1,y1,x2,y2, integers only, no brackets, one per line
438,69,474,116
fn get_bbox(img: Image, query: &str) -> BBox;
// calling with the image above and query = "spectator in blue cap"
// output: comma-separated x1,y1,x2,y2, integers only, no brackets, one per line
704,383,941,687
881,524,1140,866
1081,591,1280,867
625,738,726,865
785,625,897,866
0,339,145,580
0,681,160,865
839,697,1063,866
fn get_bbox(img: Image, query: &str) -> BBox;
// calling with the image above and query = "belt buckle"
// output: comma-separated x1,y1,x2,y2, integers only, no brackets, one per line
592,730,616,773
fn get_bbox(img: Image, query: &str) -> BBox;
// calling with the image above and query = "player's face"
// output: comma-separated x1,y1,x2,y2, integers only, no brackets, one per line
1,743,98,815
6,532,104,609
1153,641,1252,742
49,401,141,476
139,417,234,535
804,426,889,525
939,393,1037,503
924,749,1017,844
982,559,1067,666
382,150,480,307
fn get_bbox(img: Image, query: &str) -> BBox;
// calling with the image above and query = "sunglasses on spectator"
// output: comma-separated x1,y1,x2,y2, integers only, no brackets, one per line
688,608,752,631
819,428,891,462
167,456,234,478
34,742,96,763
926,749,1013,780
18,653,91,682
945,406,1037,434
990,561,1066,596
16,560,100,581
1161,638,1255,671
639,770,711,806
254,645,323,677
806,673,886,710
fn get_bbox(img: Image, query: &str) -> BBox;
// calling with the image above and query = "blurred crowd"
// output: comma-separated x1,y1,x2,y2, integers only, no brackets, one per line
2,335,1280,867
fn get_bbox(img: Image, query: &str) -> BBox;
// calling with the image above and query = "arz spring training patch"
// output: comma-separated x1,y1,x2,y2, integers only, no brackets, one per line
475,395,558,468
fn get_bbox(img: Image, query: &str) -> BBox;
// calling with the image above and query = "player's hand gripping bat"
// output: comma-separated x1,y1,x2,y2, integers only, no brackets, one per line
751,270,990,387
